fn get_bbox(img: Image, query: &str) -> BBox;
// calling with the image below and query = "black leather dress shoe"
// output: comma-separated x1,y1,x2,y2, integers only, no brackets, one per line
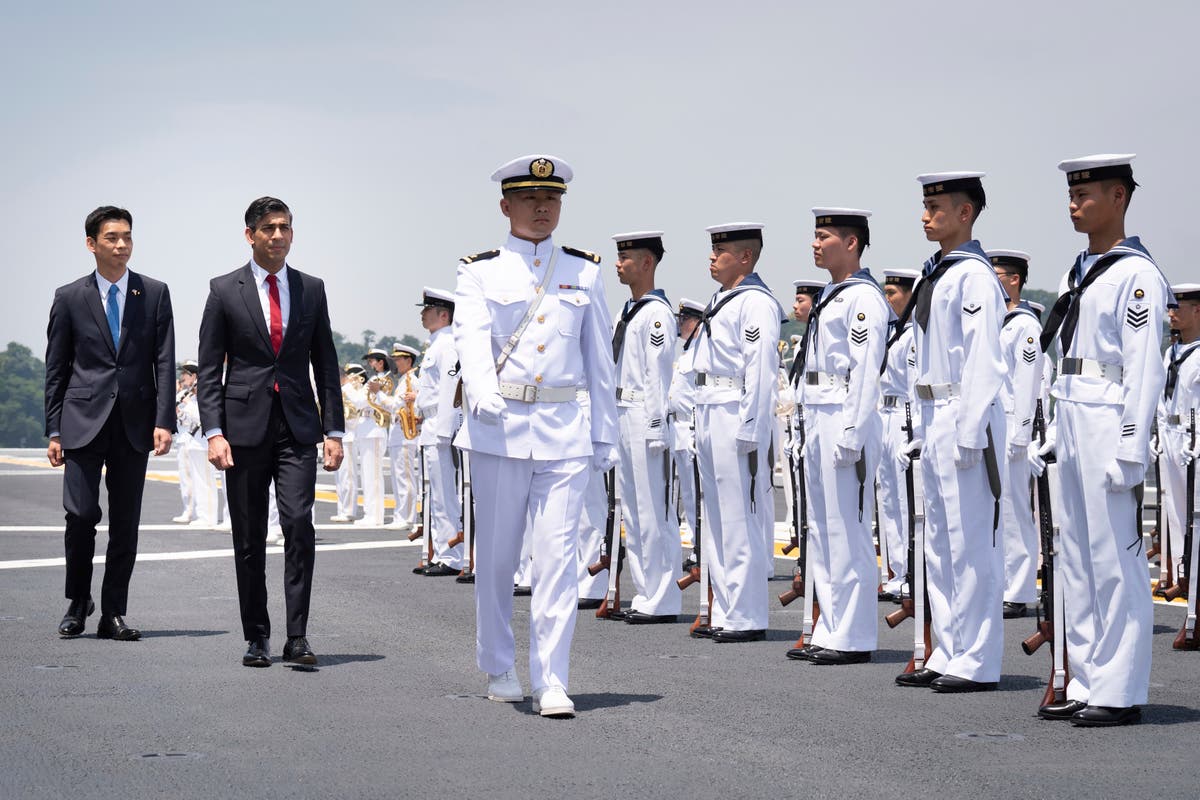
455,572,475,584
58,596,95,637
243,639,271,668
282,636,318,666
513,585,532,597
895,667,942,687
423,563,460,577
1002,602,1028,619
1038,698,1087,720
96,615,141,641
605,608,630,621
690,625,721,639
412,563,428,575
1070,705,1142,727
625,611,678,624
712,628,766,643
786,644,823,661
878,590,900,602
577,598,603,610
930,674,998,693
809,648,872,666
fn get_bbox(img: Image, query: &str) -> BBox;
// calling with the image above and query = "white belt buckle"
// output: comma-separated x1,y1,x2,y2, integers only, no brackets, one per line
522,385,538,403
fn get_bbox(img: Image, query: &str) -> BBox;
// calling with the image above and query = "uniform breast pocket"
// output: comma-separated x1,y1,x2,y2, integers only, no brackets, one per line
554,292,590,337
486,292,531,338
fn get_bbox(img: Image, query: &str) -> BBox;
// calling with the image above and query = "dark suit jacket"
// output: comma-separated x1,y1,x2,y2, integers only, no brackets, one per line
197,263,343,447
44,271,176,451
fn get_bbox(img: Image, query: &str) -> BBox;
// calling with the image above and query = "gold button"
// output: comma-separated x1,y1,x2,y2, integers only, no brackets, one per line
535,375,543,383
537,315,545,323
534,258,542,267
537,344,545,352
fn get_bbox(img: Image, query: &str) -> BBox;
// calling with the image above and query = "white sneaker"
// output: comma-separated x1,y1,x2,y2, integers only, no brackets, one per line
486,670,523,703
172,513,194,524
532,685,575,718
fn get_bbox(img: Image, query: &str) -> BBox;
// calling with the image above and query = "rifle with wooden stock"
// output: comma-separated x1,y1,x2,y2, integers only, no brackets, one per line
455,449,475,584
588,468,624,619
1172,410,1200,648
884,400,931,674
1146,420,1164,562
676,454,711,634
778,408,818,648
1020,400,1070,705
409,447,433,573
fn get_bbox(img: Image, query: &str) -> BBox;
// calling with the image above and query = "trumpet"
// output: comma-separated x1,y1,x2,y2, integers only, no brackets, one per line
343,372,365,421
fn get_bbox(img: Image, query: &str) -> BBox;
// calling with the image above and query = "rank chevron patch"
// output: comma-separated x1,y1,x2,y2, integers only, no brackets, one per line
1122,423,1136,437
963,303,981,316
1022,348,1037,363
745,326,760,343
1125,306,1149,330
649,332,665,348
850,327,868,346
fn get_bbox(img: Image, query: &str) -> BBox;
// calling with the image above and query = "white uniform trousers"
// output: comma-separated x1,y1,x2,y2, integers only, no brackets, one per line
1160,426,1189,577
577,468,608,601
804,405,881,652
673,449,699,537
514,531,533,587
471,453,589,691
188,445,219,525
1001,450,1038,603
695,402,770,631
618,407,682,616
358,437,386,525
176,441,195,518
1056,401,1152,707
919,399,1006,682
334,438,358,518
424,442,464,569
875,407,909,594
388,441,421,526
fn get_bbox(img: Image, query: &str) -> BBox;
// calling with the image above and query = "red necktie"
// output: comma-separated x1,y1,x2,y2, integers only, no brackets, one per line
266,273,282,393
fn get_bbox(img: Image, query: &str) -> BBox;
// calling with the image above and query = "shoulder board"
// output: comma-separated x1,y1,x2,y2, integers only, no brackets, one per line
562,246,601,264
460,249,500,264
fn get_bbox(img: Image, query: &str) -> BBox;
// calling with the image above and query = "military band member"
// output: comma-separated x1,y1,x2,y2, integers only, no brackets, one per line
988,250,1044,619
790,209,888,665
453,154,617,717
331,363,364,522
1159,284,1200,585
383,343,422,530
1034,154,1168,725
610,231,680,623
691,222,784,643
346,348,391,526
875,269,918,603
896,172,1006,692
173,362,199,523
669,298,705,542
416,288,463,575
177,361,220,527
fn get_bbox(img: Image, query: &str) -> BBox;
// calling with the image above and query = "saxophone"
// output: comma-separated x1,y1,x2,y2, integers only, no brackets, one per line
397,370,419,439
367,373,395,428
343,373,365,422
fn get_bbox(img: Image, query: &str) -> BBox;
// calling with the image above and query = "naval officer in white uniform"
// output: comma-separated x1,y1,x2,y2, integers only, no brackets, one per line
1033,154,1167,726
453,154,617,718
669,299,705,542
690,222,783,643
1158,284,1200,594
383,343,421,531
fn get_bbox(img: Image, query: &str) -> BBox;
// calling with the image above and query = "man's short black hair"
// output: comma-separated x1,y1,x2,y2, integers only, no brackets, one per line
1101,176,1138,210
85,206,132,239
951,186,987,222
832,225,870,257
245,197,292,230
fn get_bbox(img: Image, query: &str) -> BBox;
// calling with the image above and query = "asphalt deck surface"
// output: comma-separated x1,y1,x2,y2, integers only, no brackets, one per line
1,448,1198,800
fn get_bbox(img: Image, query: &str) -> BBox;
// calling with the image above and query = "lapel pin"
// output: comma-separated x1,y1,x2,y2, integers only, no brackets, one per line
131,289,141,296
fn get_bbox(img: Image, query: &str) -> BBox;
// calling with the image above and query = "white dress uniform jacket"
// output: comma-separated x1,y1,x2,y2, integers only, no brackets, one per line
1158,340,1200,575
417,327,463,568
876,321,917,595
668,341,699,535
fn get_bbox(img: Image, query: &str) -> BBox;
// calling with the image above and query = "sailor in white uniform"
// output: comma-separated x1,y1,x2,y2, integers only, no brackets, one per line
173,363,199,523
988,250,1045,620
875,270,918,603
383,344,421,531
690,222,783,643
348,348,391,526
609,231,680,623
790,209,888,664
453,154,617,718
331,363,363,522
414,288,464,575
895,172,1007,692
1159,284,1200,589
1033,155,1169,726
669,299,705,543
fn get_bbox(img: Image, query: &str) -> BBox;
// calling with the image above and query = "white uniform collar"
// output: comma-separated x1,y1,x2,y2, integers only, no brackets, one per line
505,234,555,257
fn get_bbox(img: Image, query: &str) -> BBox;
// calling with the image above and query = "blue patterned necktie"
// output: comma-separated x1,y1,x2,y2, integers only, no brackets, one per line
106,283,121,349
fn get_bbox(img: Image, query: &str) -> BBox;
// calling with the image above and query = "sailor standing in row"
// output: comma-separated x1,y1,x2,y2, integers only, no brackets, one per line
416,288,463,576
874,270,918,602
385,343,422,531
351,349,392,527
173,362,200,523
988,249,1044,619
897,172,1006,692
668,299,705,544
1033,154,1168,726
453,154,617,717
610,231,680,623
1159,284,1200,588
790,209,888,665
331,363,364,522
690,223,783,643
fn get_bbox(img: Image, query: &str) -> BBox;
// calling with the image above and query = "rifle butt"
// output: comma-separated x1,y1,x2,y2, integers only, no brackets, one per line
777,587,800,607
587,556,609,578
885,600,913,629
781,541,797,556
406,528,423,542
1173,623,1200,650
447,531,464,548
1163,577,1188,602
677,568,700,591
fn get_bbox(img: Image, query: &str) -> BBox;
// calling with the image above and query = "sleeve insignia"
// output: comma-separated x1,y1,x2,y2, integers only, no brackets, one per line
654,320,662,328
1122,423,1136,437
562,246,601,264
1022,348,1037,364
1125,306,1149,330
744,326,761,343
1026,336,1035,344
850,326,868,346
649,332,665,348
460,249,500,264
963,302,981,316
856,312,866,321
1134,288,1145,299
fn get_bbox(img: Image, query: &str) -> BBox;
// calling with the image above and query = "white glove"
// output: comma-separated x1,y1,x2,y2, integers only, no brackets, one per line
954,445,982,470
1182,444,1200,468
788,436,803,463
647,439,668,454
1028,437,1055,478
1149,436,1163,459
833,442,860,469
1104,458,1145,492
735,437,757,455
592,442,618,472
687,437,697,457
897,438,923,469
474,393,508,425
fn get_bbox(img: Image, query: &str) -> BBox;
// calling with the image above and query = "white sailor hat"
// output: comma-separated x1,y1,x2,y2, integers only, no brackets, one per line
416,286,455,310
706,222,764,244
986,249,1031,276
612,231,666,258
344,362,366,375
1058,154,1136,186
363,348,390,361
882,269,919,287
391,343,420,359
793,279,825,296
180,359,198,373
677,297,705,318
811,208,872,227
491,154,573,193
1171,283,1200,302
917,171,986,197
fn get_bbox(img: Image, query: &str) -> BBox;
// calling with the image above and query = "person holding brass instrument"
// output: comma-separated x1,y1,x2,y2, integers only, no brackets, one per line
349,348,392,527
331,363,365,522
384,343,422,531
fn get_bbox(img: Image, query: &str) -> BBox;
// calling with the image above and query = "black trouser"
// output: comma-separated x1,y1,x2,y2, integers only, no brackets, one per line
62,402,149,616
226,392,317,641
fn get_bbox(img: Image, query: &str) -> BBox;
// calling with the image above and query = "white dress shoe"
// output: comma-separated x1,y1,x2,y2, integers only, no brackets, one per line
266,527,283,544
531,685,575,718
172,513,194,524
387,519,412,531
486,670,523,703
330,514,354,523
352,518,380,528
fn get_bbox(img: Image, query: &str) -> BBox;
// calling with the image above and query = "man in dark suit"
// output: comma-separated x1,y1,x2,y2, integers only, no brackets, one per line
44,205,176,641
197,196,344,668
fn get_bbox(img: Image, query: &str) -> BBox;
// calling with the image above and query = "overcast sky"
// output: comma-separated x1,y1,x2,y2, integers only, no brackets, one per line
2,1,1194,358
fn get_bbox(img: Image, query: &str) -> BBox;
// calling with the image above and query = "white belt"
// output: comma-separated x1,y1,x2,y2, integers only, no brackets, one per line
616,386,644,403
1059,357,1123,384
805,371,848,389
695,372,744,390
1166,413,1197,426
881,395,905,408
915,382,961,400
498,381,582,403
418,404,438,418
